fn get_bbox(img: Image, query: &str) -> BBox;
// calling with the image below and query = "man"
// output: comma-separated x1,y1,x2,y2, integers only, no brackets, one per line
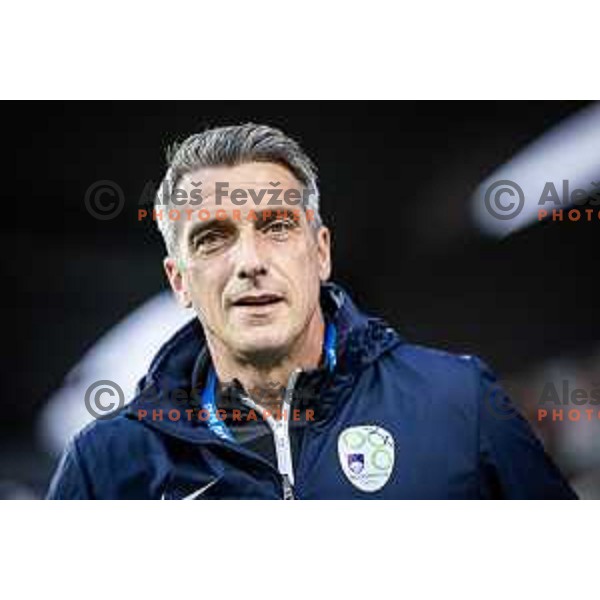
47,123,577,499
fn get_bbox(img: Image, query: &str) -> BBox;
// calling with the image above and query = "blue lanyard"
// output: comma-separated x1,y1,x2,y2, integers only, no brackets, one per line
201,321,337,442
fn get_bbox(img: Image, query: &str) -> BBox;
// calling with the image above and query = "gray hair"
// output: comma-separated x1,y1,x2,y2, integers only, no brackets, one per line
155,123,322,256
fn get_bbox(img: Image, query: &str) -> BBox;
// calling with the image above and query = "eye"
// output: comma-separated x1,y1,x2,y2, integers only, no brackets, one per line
192,229,229,253
264,219,297,238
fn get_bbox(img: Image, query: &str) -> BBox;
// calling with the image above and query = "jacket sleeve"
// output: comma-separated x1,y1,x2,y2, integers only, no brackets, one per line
45,437,94,499
474,357,578,499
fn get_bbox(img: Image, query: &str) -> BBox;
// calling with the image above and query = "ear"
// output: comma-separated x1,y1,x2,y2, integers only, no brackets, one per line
163,256,193,308
315,226,332,282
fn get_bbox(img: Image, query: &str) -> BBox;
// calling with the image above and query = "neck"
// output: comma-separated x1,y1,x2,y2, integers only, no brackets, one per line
206,308,326,411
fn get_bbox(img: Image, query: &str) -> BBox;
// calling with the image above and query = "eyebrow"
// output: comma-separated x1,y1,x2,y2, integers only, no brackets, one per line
185,209,300,242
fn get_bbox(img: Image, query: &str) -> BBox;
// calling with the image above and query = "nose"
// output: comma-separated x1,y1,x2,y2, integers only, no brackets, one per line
234,229,267,281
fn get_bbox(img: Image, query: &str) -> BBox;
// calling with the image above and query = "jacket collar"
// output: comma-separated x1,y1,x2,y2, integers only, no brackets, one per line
124,282,402,439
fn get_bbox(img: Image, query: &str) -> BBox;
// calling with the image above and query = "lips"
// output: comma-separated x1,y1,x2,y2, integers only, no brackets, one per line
230,293,284,307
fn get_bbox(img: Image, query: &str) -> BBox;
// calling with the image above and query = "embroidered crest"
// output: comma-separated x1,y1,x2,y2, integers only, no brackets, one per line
338,425,395,492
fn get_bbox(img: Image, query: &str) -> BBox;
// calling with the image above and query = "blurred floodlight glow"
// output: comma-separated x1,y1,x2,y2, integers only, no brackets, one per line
472,102,600,237
37,292,193,455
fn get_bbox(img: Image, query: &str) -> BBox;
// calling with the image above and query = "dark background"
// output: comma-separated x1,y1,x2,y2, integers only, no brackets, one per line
2,101,598,496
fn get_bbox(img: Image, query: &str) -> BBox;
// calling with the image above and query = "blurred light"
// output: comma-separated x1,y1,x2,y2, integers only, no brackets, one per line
37,292,193,456
472,102,600,237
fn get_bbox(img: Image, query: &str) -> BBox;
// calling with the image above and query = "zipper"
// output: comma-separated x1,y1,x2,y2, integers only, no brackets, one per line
240,367,302,500
281,474,295,500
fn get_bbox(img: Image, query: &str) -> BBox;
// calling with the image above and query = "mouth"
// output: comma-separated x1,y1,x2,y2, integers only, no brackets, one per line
230,293,285,309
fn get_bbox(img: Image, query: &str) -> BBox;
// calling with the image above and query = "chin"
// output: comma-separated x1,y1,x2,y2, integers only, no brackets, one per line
232,329,292,364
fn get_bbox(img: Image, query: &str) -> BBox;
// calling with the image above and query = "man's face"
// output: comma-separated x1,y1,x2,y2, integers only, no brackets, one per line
164,162,331,364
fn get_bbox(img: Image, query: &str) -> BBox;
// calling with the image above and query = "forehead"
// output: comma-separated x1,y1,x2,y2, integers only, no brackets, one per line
174,161,309,243
180,161,302,196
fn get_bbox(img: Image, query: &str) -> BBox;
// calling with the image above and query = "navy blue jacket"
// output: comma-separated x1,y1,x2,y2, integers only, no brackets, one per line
46,283,577,499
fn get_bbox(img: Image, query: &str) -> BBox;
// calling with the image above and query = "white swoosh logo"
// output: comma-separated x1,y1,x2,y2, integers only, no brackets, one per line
161,478,219,500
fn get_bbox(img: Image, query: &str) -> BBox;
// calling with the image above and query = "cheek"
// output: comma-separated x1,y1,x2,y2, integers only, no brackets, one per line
285,248,321,300
187,266,225,313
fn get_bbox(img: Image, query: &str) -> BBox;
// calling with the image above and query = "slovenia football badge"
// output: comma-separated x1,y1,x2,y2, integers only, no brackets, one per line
338,425,395,492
